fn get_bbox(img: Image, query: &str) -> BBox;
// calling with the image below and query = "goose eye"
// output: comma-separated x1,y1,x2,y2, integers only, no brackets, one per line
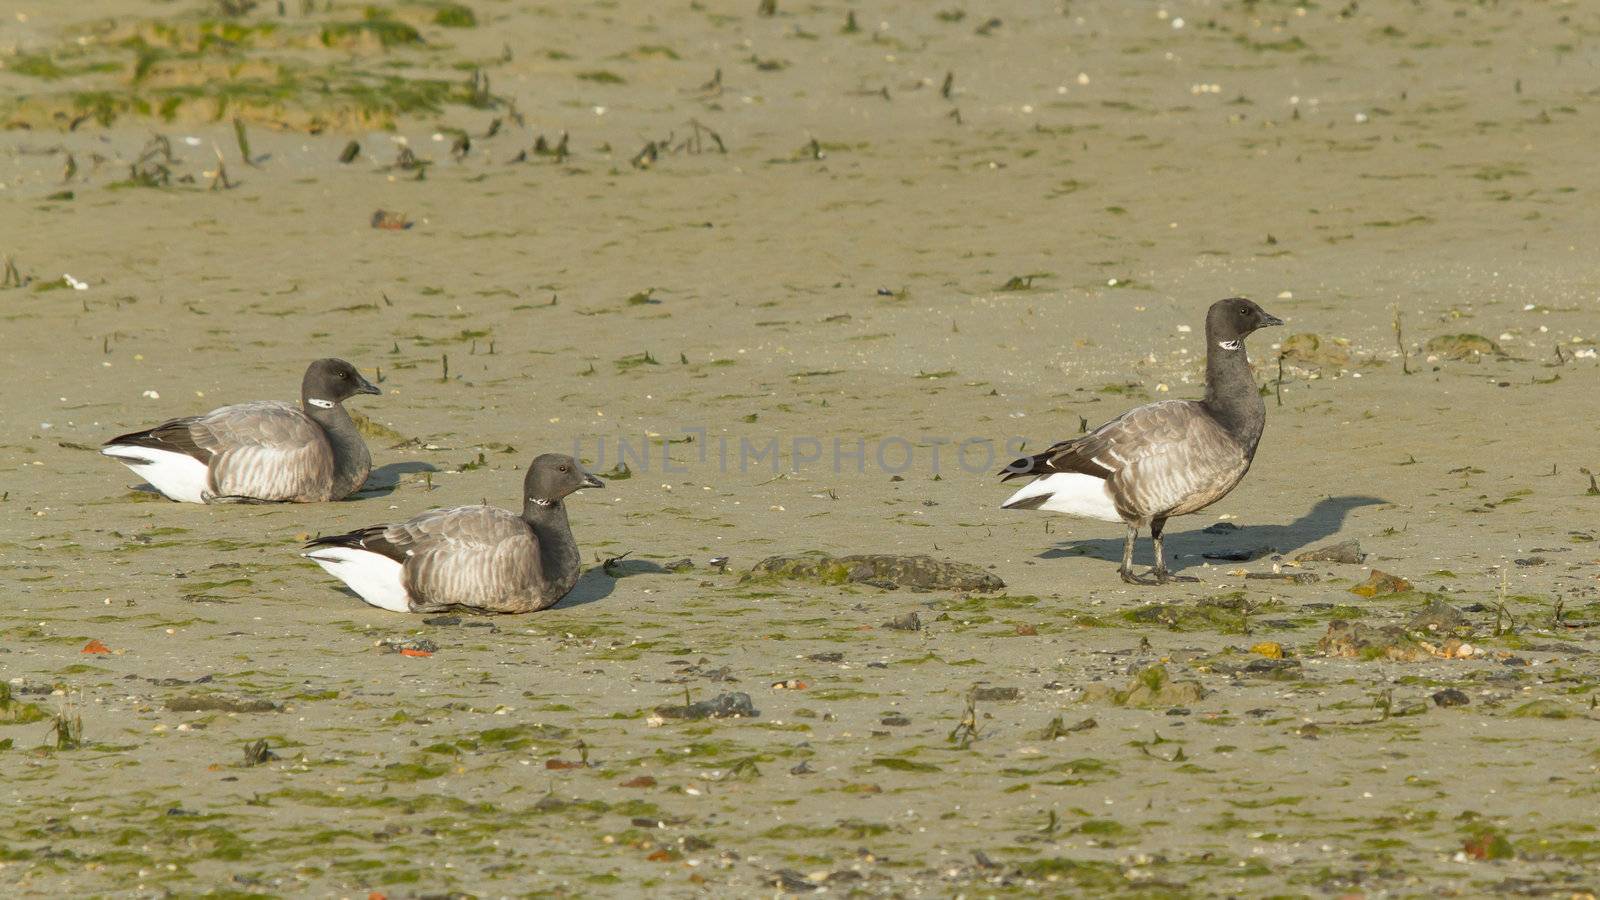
558,464,569,472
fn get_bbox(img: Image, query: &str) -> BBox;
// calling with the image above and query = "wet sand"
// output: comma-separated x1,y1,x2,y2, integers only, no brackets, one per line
4,0,1600,895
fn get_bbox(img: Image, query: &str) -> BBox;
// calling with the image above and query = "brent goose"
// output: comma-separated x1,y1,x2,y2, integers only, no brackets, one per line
999,297,1283,584
101,358,380,504
302,453,603,614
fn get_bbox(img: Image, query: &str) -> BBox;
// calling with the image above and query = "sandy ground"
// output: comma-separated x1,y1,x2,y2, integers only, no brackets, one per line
4,0,1600,896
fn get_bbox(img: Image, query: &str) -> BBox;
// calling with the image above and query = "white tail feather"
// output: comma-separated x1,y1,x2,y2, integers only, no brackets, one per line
1002,472,1122,522
304,548,412,613
101,445,210,504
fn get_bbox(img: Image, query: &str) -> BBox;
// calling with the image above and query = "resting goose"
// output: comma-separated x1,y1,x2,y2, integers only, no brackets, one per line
303,453,603,614
101,358,380,504
999,297,1283,584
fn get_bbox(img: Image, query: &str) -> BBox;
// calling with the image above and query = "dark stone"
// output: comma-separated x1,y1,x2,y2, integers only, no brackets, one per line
770,869,821,892
243,739,275,766
1528,642,1587,654
167,695,277,714
1295,540,1365,564
1317,620,1429,661
1245,572,1320,584
1408,599,1469,633
379,637,439,654
1245,658,1300,673
150,674,215,687
970,686,1020,702
885,612,921,631
1432,688,1470,707
1350,570,1412,597
1205,546,1276,561
1210,658,1302,678
655,691,759,720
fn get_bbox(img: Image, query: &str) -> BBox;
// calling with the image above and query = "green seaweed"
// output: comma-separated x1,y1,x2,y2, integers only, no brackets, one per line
870,757,940,773
0,685,48,725
432,3,477,27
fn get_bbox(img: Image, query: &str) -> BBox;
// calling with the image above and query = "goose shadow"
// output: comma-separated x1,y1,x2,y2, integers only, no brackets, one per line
552,560,666,609
554,568,618,609
352,462,440,499
1039,495,1387,573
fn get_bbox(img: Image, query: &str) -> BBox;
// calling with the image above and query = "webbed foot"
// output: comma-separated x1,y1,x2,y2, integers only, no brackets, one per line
1120,568,1159,586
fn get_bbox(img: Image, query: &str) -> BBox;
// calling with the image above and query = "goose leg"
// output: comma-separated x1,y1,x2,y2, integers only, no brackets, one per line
1119,523,1157,585
1150,516,1198,583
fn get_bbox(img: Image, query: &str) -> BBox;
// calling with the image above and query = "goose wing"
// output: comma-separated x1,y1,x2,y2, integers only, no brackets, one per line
381,506,540,610
103,415,213,463
192,401,334,500
1003,400,1199,481
1003,400,1248,518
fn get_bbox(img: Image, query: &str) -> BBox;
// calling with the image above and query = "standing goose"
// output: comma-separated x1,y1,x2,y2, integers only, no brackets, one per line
303,453,603,614
101,358,381,504
999,297,1283,584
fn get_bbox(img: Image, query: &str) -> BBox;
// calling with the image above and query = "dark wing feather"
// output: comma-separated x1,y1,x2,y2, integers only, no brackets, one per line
999,436,1113,482
104,416,213,463
305,524,410,564
1001,401,1201,482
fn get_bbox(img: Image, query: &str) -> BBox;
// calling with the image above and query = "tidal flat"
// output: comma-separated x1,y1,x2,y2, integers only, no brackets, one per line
3,0,1600,895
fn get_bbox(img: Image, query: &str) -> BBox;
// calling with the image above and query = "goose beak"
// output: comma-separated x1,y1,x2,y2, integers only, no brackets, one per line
1259,311,1285,328
581,473,605,489
356,376,382,395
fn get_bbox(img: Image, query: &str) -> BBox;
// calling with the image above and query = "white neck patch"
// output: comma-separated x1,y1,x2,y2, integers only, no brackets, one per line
307,398,334,409
529,497,556,507
1216,340,1242,351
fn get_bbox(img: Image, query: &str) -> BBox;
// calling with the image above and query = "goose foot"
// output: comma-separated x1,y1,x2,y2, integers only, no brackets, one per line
1120,568,1159,586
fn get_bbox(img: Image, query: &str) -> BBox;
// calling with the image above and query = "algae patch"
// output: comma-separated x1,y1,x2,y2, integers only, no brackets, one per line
744,553,1003,592
1081,665,1205,708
